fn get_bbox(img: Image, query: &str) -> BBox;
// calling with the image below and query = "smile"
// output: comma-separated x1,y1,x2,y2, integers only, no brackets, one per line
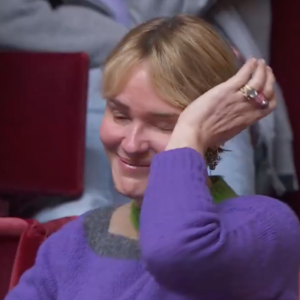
118,156,151,168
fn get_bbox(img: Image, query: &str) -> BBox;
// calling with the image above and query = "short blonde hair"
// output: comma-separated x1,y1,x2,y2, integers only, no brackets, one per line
102,14,237,109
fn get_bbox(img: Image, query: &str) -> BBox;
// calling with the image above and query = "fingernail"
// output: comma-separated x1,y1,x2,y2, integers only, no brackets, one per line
259,59,266,64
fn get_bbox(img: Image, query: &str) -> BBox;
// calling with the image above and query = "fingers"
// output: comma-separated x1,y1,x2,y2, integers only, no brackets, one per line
263,67,277,112
253,97,276,120
247,59,267,92
253,66,276,113
226,58,257,90
262,67,276,99
232,59,275,111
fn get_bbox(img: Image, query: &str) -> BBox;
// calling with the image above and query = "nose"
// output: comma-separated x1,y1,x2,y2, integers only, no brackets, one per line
121,123,149,155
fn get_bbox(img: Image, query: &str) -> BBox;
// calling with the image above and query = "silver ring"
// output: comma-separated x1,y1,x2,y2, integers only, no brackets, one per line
240,84,269,109
240,84,258,100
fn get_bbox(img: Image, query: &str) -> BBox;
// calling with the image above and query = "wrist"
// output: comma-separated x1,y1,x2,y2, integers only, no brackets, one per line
166,127,206,157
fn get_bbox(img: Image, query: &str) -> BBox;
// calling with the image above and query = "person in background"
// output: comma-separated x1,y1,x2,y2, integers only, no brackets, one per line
1,0,296,221
5,15,300,300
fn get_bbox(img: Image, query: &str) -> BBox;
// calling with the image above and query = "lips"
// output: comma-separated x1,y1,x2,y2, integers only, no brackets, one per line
118,156,151,167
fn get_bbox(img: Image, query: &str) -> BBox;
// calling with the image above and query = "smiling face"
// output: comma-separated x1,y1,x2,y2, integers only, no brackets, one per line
100,64,181,200
100,15,237,201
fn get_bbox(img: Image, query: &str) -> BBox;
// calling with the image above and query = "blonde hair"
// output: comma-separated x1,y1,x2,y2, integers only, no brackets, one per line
102,14,237,109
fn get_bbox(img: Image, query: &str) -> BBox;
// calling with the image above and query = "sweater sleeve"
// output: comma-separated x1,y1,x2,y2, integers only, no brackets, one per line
140,148,300,298
0,0,128,68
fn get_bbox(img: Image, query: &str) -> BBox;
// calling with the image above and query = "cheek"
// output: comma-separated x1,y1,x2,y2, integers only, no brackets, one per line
148,131,171,154
100,114,122,151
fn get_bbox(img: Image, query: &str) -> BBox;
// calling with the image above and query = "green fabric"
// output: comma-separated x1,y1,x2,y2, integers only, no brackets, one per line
130,176,237,230
209,176,238,203
130,202,141,231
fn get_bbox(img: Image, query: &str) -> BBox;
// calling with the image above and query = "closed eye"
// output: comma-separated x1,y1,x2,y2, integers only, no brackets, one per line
113,112,130,123
107,104,130,123
154,122,175,132
114,113,128,120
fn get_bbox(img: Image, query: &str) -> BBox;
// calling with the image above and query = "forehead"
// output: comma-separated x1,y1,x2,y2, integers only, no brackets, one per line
111,64,181,116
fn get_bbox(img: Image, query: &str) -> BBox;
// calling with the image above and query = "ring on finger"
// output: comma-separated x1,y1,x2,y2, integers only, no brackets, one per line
240,84,269,109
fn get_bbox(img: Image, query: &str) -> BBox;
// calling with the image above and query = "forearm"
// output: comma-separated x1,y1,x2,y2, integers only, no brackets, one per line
140,148,220,295
0,0,128,68
140,148,300,297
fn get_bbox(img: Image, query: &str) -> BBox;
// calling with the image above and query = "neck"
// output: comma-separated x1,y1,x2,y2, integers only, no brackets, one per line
109,202,139,240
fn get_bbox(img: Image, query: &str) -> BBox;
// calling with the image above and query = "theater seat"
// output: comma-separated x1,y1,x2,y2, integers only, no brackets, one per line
0,52,89,199
0,216,77,299
271,0,300,216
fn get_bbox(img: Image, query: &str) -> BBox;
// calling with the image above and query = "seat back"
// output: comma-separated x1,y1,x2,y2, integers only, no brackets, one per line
0,218,27,299
0,52,89,198
271,0,300,215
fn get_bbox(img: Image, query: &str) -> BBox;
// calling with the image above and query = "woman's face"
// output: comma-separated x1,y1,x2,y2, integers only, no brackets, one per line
100,65,182,200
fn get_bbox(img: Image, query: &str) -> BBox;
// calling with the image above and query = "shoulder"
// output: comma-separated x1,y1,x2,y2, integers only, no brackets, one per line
44,205,139,261
40,206,115,261
219,194,298,219
217,195,300,279
40,213,87,261
218,194,300,243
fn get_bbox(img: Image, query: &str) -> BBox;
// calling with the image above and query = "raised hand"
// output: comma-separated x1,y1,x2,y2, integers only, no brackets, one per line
166,58,276,155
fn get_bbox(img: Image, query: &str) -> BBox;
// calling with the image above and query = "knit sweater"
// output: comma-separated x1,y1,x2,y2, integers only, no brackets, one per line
5,148,300,300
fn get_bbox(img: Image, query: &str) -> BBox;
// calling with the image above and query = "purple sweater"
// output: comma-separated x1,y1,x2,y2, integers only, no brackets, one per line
5,148,300,300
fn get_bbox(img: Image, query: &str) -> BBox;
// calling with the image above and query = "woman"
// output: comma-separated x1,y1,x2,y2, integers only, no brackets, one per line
5,15,300,300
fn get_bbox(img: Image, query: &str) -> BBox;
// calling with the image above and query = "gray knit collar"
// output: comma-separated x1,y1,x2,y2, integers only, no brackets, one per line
83,206,140,259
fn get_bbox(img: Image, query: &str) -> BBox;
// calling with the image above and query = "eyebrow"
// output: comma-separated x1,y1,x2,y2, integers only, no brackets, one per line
108,99,129,111
149,112,179,120
108,98,179,119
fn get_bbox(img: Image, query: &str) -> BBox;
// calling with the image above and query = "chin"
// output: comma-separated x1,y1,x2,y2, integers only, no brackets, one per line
113,176,147,201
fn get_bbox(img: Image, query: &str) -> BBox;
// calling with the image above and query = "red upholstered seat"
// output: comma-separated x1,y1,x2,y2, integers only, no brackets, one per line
0,52,89,198
271,0,300,215
0,216,77,299
0,51,88,298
